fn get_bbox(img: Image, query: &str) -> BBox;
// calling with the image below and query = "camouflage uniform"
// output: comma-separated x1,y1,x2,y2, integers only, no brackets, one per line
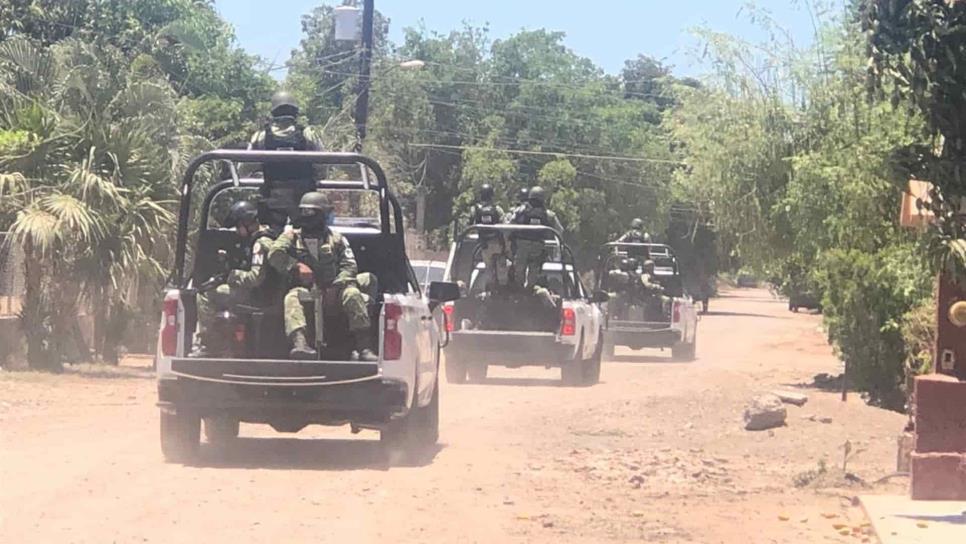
639,271,670,314
247,119,326,152
510,205,564,289
195,227,279,350
617,228,651,244
470,202,509,288
270,228,372,338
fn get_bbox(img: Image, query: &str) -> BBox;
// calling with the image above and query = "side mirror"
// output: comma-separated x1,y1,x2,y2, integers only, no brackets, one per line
429,281,461,304
592,290,610,304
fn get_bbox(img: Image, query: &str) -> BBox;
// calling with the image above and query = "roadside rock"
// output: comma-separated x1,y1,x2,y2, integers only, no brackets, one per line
743,394,787,431
772,390,808,406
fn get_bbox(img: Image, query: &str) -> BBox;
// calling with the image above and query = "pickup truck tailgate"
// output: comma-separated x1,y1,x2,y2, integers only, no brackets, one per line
448,330,571,365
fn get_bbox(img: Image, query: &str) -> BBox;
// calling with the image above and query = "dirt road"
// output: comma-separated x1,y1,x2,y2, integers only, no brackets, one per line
1,289,907,543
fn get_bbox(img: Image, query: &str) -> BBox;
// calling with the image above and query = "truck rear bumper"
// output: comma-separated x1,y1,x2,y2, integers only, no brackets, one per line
604,326,681,349
157,357,407,426
447,330,572,366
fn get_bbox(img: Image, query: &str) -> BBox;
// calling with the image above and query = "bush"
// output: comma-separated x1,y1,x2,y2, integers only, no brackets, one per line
816,244,931,410
900,297,935,387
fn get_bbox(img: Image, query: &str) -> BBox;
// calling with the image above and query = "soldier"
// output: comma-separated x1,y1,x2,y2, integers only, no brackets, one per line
192,200,279,357
505,186,531,223
638,259,670,315
270,191,377,361
246,91,327,218
510,186,564,288
617,218,650,243
606,257,637,319
470,184,509,288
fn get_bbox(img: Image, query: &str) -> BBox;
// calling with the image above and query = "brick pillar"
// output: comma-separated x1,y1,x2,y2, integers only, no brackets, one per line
911,374,966,500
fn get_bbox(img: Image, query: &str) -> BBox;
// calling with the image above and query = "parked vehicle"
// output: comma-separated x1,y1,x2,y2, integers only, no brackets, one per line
442,225,606,386
596,243,698,361
156,150,459,463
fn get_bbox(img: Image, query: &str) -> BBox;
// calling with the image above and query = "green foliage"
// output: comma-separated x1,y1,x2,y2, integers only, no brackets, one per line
670,4,935,406
865,0,966,276
901,296,936,380
817,244,930,408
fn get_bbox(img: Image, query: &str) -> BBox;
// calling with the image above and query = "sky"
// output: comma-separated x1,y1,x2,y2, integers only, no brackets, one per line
213,1,827,79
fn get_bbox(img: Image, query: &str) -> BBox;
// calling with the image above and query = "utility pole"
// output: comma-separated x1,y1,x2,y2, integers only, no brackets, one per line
354,0,374,153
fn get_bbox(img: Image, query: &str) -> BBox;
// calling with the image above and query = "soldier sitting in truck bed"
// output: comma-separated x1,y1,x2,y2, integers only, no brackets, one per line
269,191,378,361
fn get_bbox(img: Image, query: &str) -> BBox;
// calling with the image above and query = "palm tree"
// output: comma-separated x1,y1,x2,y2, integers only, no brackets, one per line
0,37,180,368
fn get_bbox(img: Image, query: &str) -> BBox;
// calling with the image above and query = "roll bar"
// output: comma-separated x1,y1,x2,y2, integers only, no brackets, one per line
173,151,402,286
456,224,564,245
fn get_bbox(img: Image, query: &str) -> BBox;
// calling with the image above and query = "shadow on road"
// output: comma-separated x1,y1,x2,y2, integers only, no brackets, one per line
191,437,445,471
701,310,786,319
475,377,567,387
606,354,689,364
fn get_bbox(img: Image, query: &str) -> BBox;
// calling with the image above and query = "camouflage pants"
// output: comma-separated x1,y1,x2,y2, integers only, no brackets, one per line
480,239,509,288
283,272,376,337
512,239,547,288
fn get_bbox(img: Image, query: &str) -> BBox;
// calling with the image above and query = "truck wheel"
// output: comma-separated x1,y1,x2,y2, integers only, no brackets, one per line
581,335,603,386
445,357,468,384
467,363,488,383
160,410,200,463
381,377,439,458
603,339,616,360
671,333,697,362
204,416,239,445
445,357,466,383
561,337,586,386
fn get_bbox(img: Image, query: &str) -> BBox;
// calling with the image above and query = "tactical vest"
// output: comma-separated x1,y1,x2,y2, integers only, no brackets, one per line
519,205,549,226
623,230,646,243
473,203,499,225
292,229,343,287
514,205,551,240
262,122,315,184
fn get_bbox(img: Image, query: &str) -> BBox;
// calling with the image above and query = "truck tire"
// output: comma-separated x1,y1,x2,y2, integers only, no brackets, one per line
204,416,239,445
671,332,697,362
467,363,488,383
561,337,586,386
603,338,616,360
581,335,603,386
160,410,200,463
445,357,468,384
381,377,439,457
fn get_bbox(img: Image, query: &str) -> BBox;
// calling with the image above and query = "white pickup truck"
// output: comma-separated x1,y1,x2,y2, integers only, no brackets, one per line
155,151,460,463
442,225,607,386
596,242,698,361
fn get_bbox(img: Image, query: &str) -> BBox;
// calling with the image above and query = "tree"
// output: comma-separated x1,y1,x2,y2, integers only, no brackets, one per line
864,0,966,275
0,38,179,368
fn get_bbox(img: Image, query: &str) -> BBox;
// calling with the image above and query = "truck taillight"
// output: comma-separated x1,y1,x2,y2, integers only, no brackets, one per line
672,301,681,323
161,292,180,356
561,307,576,336
443,304,454,332
383,303,403,360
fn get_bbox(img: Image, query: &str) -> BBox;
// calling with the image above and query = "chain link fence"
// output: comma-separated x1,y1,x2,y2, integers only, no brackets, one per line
0,232,25,317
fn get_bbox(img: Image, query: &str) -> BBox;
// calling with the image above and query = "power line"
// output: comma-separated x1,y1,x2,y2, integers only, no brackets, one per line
407,144,685,164
374,100,673,161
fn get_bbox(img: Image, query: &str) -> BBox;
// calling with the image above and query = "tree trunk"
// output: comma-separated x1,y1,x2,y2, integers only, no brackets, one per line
20,243,58,371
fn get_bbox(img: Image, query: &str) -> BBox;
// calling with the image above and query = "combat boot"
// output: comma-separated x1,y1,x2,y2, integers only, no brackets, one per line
289,328,317,360
353,333,378,362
